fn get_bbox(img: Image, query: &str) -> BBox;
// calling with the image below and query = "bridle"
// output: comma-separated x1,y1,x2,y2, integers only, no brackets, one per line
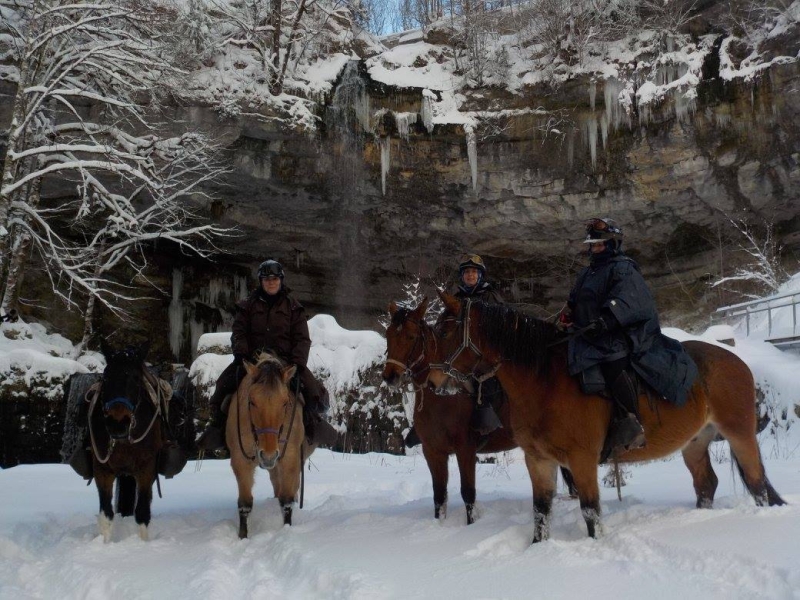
86,370,163,465
236,368,300,463
385,317,434,383
429,298,502,386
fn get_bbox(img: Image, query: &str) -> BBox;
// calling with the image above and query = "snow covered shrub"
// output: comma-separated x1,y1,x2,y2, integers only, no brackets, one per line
215,91,242,120
755,381,798,459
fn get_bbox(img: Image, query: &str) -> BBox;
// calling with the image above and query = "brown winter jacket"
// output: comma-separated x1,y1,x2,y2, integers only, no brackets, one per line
231,288,311,368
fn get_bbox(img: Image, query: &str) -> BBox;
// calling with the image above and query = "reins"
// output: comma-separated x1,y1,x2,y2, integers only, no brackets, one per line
86,369,164,464
430,299,501,384
235,364,301,463
386,317,436,383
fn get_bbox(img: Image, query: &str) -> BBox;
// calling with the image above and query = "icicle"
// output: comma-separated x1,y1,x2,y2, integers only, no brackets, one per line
190,319,205,358
604,77,627,132
466,125,478,192
589,80,596,111
168,268,184,360
586,116,598,170
674,90,696,124
394,112,418,140
380,136,390,196
600,112,609,149
422,89,435,133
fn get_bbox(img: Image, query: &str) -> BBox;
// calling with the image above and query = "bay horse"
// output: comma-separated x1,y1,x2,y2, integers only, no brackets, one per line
228,353,316,538
383,298,517,524
89,341,167,542
431,291,785,543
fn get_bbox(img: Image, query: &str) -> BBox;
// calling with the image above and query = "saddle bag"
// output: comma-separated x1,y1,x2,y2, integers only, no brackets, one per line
578,364,606,396
158,441,188,478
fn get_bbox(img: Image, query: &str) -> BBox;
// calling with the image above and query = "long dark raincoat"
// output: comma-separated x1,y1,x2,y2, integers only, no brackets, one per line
567,253,698,406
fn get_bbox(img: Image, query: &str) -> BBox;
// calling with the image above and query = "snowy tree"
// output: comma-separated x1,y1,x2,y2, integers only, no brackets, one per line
211,0,350,96
0,0,231,333
710,219,789,300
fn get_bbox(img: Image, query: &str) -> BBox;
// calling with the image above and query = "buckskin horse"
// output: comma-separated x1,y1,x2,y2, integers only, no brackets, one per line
228,353,316,538
88,341,177,542
431,291,785,543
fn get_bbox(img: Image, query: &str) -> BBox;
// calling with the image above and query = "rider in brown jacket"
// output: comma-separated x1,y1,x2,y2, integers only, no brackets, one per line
197,259,338,451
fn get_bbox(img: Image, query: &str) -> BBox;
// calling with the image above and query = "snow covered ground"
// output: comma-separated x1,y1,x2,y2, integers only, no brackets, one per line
1,451,799,599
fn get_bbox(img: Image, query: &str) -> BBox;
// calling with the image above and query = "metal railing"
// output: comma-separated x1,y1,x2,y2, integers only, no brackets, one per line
712,291,800,339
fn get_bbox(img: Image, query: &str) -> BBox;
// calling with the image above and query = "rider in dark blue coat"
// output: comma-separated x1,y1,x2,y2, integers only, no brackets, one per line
560,218,698,459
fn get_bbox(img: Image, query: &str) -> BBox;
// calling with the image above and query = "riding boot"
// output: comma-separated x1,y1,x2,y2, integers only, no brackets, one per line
601,370,645,462
404,426,421,448
196,404,226,452
470,378,503,437
304,408,339,448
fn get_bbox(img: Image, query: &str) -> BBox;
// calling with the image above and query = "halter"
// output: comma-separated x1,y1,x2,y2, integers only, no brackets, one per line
236,368,300,463
86,370,164,465
385,317,433,382
430,298,502,386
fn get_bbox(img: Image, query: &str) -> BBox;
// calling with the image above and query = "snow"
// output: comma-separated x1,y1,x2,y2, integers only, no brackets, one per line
0,320,101,397
1,452,799,599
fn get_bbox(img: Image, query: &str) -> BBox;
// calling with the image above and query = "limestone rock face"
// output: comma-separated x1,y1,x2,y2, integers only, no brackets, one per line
3,59,800,362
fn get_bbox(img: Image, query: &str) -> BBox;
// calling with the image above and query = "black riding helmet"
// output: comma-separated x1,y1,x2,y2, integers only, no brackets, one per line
458,254,487,287
258,259,284,279
583,218,623,250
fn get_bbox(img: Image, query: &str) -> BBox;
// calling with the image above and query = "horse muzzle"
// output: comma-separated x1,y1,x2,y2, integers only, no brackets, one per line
104,416,132,440
258,449,279,470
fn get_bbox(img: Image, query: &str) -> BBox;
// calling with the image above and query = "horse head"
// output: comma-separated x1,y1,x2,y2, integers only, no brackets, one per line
99,340,150,440
432,289,558,388
243,355,296,470
382,297,432,387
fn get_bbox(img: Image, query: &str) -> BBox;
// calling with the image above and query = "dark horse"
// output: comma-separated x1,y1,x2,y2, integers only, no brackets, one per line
431,292,785,543
383,298,517,524
88,341,169,542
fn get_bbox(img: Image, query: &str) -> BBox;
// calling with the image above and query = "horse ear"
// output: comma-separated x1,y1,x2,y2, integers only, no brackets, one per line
388,301,398,315
437,289,460,314
415,296,429,316
243,360,257,377
281,364,297,384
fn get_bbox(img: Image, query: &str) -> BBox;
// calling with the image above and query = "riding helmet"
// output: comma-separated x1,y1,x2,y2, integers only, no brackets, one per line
458,254,487,276
583,218,623,242
257,259,284,279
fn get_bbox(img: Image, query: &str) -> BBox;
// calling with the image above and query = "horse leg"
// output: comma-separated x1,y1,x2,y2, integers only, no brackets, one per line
95,469,115,543
454,445,477,525
725,434,786,507
134,466,156,541
422,445,449,520
271,463,300,526
681,424,719,508
560,467,578,498
566,457,602,539
232,457,256,539
524,454,558,543
115,474,136,517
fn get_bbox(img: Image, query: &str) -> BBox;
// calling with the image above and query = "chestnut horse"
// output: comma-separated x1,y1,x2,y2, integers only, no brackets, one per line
383,298,517,524
228,353,316,538
383,298,576,524
431,292,785,543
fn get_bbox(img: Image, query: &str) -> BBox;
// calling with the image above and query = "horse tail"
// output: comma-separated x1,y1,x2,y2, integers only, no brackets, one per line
731,448,786,507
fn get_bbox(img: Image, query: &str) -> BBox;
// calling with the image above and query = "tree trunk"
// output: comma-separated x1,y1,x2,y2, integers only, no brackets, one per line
269,0,283,95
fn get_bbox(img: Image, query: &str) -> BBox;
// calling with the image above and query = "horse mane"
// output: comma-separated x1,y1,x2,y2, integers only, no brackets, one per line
251,352,287,387
470,302,560,375
390,306,412,327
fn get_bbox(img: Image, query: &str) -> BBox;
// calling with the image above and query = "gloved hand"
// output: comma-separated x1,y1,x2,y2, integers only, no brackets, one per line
583,315,613,339
556,308,573,332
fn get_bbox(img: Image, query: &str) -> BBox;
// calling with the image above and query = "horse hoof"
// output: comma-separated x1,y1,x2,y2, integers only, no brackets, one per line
465,504,475,525
138,524,149,541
